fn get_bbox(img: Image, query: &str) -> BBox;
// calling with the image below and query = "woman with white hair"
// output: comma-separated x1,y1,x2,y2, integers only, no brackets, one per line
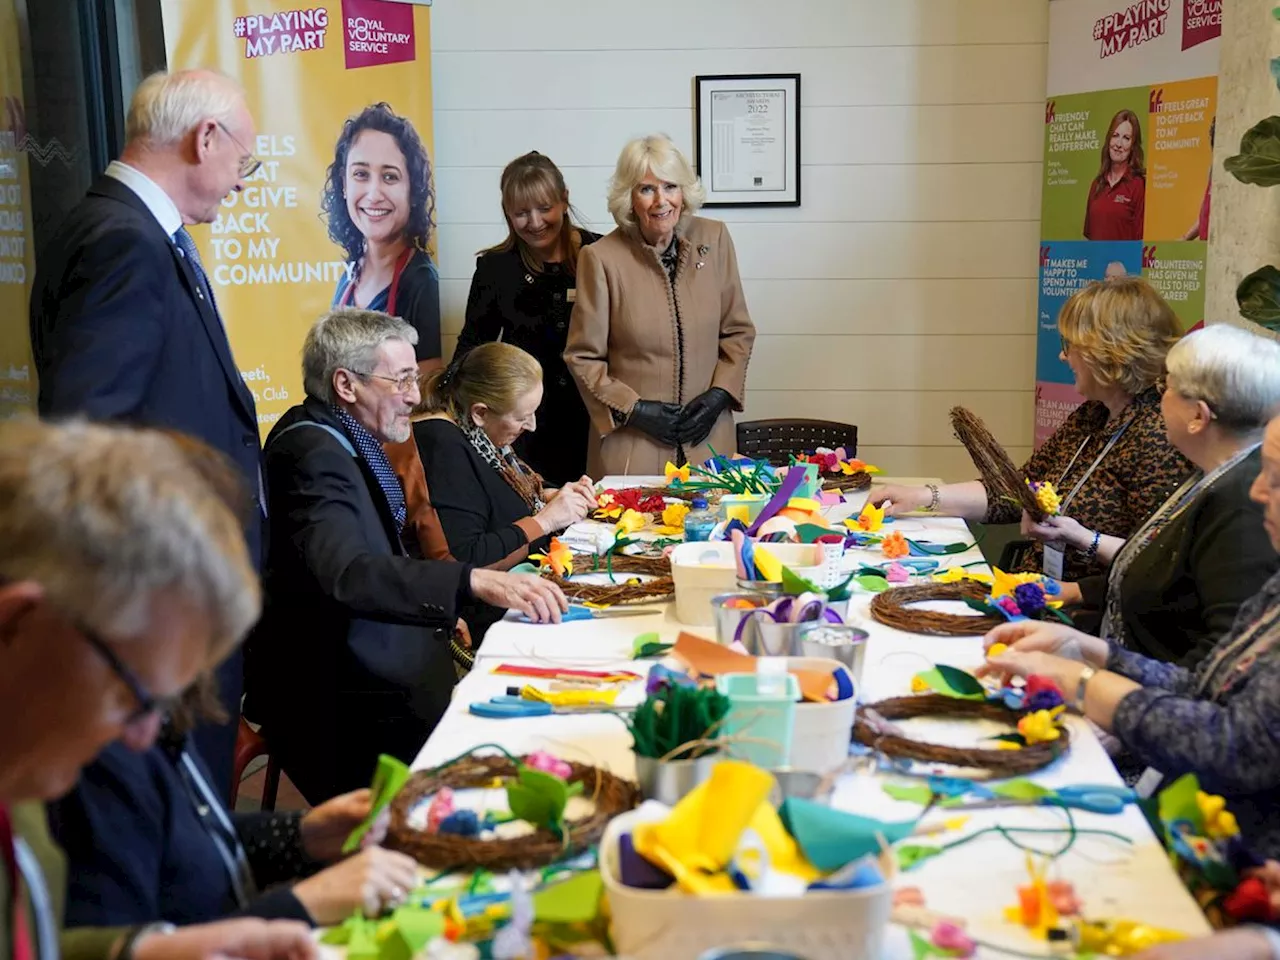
564,134,756,476
1026,323,1280,668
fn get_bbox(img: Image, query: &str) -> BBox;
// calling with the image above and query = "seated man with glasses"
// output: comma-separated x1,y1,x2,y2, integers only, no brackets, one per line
247,307,569,804
0,417,316,960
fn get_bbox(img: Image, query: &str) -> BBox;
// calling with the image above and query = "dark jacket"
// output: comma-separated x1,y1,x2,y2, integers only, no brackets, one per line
249,397,471,803
413,418,549,639
47,739,312,928
457,232,600,484
29,173,265,800
1077,448,1278,669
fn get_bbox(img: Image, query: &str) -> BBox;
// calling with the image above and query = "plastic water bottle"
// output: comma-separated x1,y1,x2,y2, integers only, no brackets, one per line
683,497,717,542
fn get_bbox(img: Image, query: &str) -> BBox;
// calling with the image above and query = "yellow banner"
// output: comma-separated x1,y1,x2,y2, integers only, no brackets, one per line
161,0,436,435
0,0,34,418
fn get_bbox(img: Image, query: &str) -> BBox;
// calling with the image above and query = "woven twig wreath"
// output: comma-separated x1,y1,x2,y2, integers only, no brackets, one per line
545,572,675,605
950,406,1046,522
386,754,640,870
853,694,1071,777
870,580,1006,636
635,485,728,504
570,552,671,578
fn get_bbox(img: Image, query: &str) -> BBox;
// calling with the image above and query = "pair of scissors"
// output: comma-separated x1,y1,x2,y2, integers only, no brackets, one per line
955,783,1136,815
517,603,659,624
468,695,634,719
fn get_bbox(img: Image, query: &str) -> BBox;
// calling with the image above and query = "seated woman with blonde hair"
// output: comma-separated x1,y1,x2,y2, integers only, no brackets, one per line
415,342,597,639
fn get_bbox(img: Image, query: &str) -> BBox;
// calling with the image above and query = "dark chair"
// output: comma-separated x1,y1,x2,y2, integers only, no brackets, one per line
736,419,858,466
230,716,280,811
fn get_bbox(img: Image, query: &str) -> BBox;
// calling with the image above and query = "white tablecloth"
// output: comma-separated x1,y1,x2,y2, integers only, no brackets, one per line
413,479,1211,958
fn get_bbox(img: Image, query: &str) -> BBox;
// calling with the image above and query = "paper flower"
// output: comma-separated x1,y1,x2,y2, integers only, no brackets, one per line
594,491,621,520
615,509,648,535
1014,583,1047,615
882,531,909,559
1197,791,1240,839
662,501,690,529
1026,689,1066,712
840,458,881,476
934,567,994,586
932,921,976,957
994,740,1023,751
525,750,573,781
995,596,1023,620
1025,676,1063,699
665,461,691,484
426,787,455,834
846,500,885,533
1017,706,1065,745
886,562,911,583
911,675,931,693
1026,480,1061,516
987,642,1010,658
528,537,573,578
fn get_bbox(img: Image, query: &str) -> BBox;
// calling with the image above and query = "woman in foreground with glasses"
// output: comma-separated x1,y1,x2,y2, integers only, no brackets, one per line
872,278,1193,584
414,342,597,641
1022,324,1280,669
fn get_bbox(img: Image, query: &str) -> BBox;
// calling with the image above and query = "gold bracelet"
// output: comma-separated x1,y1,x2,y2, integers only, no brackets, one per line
1074,665,1097,713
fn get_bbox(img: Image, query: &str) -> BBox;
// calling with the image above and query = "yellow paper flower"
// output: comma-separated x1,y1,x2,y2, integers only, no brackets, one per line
911,675,930,693
840,459,881,475
662,501,690,529
1196,791,1240,839
994,741,1023,751
844,500,885,533
528,537,573,578
665,461,691,484
594,492,622,520
987,642,1010,658
1017,706,1066,745
933,567,994,586
615,509,648,535
1027,479,1062,516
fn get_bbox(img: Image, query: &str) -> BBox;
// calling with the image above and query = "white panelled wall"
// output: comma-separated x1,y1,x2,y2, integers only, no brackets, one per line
429,0,1048,480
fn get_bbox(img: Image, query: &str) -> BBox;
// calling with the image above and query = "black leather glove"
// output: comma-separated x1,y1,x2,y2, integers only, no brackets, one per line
627,400,685,444
676,387,734,446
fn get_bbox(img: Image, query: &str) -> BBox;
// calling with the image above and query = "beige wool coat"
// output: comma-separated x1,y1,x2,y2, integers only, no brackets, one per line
564,216,756,478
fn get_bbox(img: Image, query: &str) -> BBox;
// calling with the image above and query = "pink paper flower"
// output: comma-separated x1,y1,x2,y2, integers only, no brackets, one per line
525,750,573,780
886,562,911,583
931,921,976,957
426,786,455,834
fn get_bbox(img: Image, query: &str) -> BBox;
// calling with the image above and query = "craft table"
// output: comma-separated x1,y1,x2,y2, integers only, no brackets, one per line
412,478,1212,958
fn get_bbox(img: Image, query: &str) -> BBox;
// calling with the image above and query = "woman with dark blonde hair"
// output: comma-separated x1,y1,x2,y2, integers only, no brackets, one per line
1083,108,1146,241
454,152,600,484
415,342,597,639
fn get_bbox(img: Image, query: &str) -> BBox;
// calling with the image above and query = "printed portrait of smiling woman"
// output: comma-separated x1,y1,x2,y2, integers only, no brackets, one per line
322,102,443,376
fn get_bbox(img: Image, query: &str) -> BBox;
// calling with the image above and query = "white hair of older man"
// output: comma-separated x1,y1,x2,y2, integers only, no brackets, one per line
606,134,707,234
302,306,419,406
126,69,246,146
0,418,260,658
1167,323,1280,432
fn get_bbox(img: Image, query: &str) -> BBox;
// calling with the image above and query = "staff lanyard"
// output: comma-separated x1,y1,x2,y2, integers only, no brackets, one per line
340,247,413,315
177,752,256,908
1055,418,1133,512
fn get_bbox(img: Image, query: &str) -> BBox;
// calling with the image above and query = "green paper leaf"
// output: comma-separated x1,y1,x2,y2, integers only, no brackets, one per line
988,733,1028,746
533,870,605,924
913,666,984,701
1226,116,1280,187
389,906,443,951
795,522,834,544
631,631,661,656
883,783,934,805
506,782,553,828
343,754,411,853
1236,265,1280,331
907,538,974,556
897,844,944,871
990,779,1054,802
962,596,994,615
781,564,822,595
854,575,890,593
635,642,673,659
509,561,541,576
1158,773,1204,833
347,920,380,960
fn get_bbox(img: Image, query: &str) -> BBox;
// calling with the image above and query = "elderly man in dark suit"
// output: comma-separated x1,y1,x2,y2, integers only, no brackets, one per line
251,307,568,803
29,69,263,799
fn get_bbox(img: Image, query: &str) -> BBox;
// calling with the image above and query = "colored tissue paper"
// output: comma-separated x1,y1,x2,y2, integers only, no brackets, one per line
618,832,674,890
344,754,412,853
752,544,784,582
532,870,605,924
746,465,807,536
778,797,916,872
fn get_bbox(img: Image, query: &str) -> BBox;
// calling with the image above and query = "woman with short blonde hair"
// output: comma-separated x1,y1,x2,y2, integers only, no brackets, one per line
565,134,755,476
873,277,1193,583
415,342,597,639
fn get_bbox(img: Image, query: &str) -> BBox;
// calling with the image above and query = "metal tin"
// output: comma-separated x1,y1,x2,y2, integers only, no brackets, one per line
794,622,869,683
698,945,811,960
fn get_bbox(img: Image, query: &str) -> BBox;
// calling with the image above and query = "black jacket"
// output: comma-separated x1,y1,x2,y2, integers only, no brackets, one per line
413,418,551,639
1077,448,1278,668
29,173,265,800
48,739,312,928
457,232,600,484
249,397,472,803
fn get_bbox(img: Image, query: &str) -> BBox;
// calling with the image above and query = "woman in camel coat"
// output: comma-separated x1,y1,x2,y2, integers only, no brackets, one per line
564,135,756,477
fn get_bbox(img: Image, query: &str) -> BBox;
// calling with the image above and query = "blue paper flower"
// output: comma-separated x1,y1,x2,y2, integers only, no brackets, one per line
1026,689,1066,712
1013,582,1047,615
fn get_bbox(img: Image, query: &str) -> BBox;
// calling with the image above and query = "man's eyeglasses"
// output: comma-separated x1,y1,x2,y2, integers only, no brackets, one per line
217,121,263,179
359,371,420,394
74,619,177,723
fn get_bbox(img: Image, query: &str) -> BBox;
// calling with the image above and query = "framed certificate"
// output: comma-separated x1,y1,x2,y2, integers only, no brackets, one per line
695,73,801,207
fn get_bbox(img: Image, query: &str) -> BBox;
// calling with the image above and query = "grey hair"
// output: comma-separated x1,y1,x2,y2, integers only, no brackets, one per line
1167,323,1280,432
0,418,260,660
302,307,419,405
126,69,246,146
606,134,706,233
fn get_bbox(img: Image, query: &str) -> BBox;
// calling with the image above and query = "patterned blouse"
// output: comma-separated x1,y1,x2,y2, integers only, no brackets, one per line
1110,568,1280,859
981,386,1193,580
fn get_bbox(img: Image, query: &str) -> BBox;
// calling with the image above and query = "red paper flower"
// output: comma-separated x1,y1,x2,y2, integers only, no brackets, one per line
1025,675,1064,699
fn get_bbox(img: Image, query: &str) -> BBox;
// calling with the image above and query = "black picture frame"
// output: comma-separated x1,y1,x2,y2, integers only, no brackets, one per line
695,73,801,208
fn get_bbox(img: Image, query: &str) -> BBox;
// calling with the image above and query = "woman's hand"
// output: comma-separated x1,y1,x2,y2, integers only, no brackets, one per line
133,919,318,960
290,847,421,925
868,484,930,516
980,620,1109,667
979,646,1088,696
1021,512,1091,550
1132,929,1275,960
537,482,596,535
300,789,373,862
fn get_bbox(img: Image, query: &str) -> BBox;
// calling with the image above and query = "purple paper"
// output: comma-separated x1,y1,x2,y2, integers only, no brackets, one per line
746,465,807,536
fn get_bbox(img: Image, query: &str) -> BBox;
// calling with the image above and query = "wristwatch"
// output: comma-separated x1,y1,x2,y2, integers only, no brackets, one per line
1074,665,1097,713
112,922,177,960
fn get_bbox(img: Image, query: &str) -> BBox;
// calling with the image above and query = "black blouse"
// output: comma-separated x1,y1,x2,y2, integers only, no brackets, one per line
456,232,600,484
